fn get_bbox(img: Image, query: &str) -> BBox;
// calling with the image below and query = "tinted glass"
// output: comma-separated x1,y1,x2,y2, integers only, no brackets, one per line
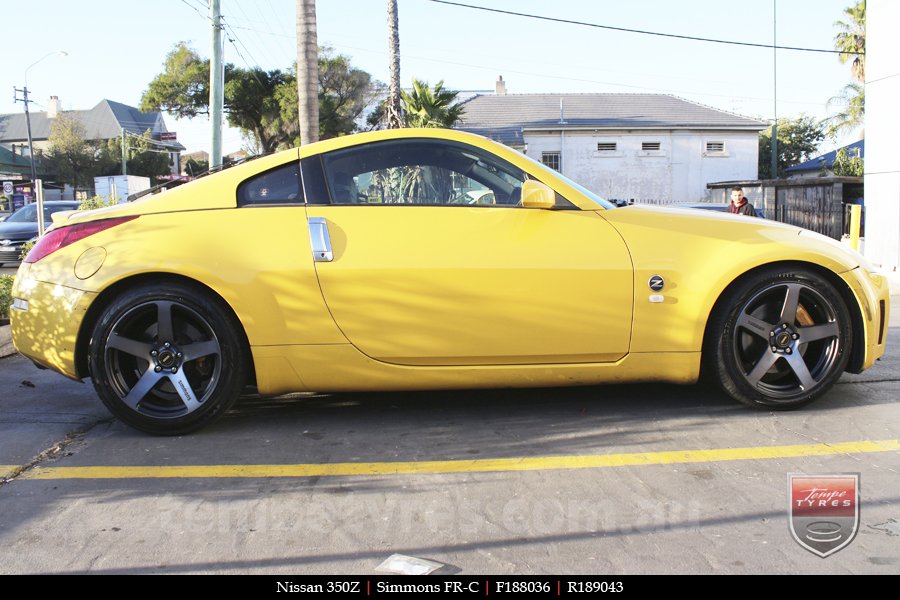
237,162,303,206
320,139,528,206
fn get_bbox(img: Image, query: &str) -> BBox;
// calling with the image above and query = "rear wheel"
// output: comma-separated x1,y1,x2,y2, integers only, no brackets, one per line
707,267,851,409
89,282,247,434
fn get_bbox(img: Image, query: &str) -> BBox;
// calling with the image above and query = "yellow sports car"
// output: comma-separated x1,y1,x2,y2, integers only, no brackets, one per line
10,129,890,434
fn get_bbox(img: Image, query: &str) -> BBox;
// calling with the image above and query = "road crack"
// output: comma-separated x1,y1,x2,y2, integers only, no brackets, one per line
0,417,113,487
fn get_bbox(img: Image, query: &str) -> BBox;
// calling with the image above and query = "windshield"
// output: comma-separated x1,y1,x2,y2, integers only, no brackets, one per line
6,203,77,224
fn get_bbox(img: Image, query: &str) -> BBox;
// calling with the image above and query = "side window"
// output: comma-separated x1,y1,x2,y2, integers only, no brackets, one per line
319,139,528,206
237,162,303,206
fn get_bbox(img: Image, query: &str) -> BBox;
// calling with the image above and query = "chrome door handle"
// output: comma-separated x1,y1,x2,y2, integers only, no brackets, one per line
308,217,333,262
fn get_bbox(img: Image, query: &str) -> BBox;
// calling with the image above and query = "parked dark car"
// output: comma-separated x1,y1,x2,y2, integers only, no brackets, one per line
0,201,80,266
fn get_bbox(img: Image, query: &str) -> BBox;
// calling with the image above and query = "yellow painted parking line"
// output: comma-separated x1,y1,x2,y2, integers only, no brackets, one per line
18,439,900,481
1,465,18,478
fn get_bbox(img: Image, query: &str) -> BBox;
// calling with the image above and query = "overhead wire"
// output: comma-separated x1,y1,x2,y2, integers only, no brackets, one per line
427,0,862,55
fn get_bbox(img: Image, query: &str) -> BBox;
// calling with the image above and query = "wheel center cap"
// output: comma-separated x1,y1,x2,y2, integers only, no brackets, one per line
775,331,793,348
157,350,177,367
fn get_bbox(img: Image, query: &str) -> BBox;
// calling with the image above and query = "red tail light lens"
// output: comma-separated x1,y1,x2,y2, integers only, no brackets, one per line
25,216,139,264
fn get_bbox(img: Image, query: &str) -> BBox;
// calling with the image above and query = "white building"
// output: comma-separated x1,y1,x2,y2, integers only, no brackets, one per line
457,90,768,204
865,0,900,286
0,98,185,176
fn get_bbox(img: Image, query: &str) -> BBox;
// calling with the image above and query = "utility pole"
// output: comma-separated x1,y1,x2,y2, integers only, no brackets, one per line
770,0,778,180
12,86,38,184
121,129,128,176
14,51,67,187
210,0,224,168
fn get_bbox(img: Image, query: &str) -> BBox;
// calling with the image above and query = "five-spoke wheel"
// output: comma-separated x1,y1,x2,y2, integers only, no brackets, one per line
708,268,851,409
89,282,247,434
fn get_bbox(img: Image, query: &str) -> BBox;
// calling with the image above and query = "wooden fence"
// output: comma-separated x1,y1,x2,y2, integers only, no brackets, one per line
707,177,863,240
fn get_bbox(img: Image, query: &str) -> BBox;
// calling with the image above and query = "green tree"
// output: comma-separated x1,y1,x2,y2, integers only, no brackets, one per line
95,130,172,182
142,43,375,152
225,67,295,153
140,43,210,118
835,1,865,83
826,82,865,138
827,1,865,138
401,79,464,128
278,50,378,144
44,112,97,192
758,116,825,179
184,157,209,176
832,146,864,176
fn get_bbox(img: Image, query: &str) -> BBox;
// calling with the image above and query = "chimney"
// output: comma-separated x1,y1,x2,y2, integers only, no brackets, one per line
495,75,507,95
47,96,61,119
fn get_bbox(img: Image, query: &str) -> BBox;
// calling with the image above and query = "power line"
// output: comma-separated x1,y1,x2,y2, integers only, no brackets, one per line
332,42,825,108
427,0,861,55
179,0,212,22
220,18,270,90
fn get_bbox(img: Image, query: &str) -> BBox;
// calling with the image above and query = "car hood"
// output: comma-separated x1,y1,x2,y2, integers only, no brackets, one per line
600,204,863,275
0,222,38,239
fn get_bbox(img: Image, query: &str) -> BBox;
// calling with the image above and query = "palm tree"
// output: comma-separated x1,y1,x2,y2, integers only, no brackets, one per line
296,0,319,145
401,79,465,128
826,82,865,138
387,0,402,129
827,1,865,138
834,0,866,83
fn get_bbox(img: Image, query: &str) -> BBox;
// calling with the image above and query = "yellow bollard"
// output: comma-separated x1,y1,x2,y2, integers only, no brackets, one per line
849,204,862,252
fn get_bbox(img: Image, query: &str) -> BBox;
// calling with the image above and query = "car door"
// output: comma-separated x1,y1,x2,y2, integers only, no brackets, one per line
303,138,633,366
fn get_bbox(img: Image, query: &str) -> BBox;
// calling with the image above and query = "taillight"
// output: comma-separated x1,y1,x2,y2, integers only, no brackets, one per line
25,216,139,263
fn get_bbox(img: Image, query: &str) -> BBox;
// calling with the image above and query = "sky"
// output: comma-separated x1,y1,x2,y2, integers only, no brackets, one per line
0,0,861,156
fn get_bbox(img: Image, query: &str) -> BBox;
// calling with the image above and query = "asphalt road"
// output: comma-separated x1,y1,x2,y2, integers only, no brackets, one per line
0,299,898,575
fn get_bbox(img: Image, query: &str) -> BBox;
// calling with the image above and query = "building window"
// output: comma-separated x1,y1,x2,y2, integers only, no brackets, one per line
706,141,726,153
541,151,561,171
642,142,661,152
597,142,617,152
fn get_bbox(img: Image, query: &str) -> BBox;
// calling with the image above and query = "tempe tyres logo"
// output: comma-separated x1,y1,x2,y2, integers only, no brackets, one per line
789,474,859,557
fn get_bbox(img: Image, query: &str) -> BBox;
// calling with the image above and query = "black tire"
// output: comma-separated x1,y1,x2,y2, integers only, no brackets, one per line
88,281,247,435
706,266,852,410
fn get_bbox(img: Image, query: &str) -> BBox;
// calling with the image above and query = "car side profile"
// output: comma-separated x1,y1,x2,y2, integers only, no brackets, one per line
9,128,890,435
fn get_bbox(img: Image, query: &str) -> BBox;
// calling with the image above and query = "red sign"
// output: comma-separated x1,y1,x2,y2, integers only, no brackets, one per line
160,132,177,141
789,473,859,557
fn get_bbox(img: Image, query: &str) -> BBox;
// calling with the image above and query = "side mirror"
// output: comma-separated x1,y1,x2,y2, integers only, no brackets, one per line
520,180,555,209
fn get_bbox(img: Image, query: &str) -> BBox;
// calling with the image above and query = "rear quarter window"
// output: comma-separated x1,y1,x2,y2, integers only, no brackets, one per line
237,162,303,206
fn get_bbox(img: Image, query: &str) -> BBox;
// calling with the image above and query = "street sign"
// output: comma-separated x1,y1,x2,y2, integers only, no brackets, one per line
160,132,177,141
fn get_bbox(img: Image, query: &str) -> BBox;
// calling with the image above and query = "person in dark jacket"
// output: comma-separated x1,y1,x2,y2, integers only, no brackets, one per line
728,186,756,216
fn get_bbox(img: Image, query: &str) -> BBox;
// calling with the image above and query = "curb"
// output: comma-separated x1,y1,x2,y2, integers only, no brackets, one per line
0,324,14,359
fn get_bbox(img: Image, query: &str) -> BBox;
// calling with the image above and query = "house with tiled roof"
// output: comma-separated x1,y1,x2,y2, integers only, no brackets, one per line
0,97,185,177
456,82,768,203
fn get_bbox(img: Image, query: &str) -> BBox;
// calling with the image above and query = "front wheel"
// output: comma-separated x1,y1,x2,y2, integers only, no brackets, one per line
707,267,852,409
88,282,247,434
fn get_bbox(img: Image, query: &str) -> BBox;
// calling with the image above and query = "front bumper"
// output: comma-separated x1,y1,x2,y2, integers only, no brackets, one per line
0,242,26,262
10,262,95,379
840,266,890,372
